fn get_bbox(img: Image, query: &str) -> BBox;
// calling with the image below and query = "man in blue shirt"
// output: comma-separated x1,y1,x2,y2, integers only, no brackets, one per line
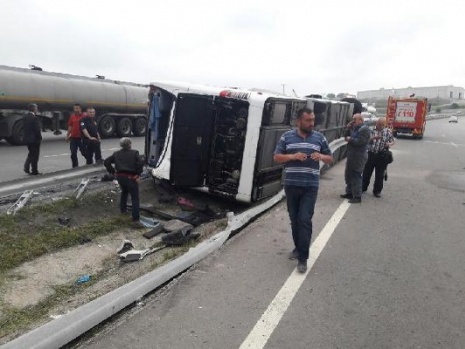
273,107,333,273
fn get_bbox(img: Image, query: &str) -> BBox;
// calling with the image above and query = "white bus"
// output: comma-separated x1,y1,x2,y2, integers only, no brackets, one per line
145,82,354,203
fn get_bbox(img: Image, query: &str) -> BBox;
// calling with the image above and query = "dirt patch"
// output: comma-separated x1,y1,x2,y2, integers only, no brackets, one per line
0,176,233,343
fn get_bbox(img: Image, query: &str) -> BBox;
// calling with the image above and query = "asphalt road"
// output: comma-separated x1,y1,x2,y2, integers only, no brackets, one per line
0,133,146,183
74,119,465,349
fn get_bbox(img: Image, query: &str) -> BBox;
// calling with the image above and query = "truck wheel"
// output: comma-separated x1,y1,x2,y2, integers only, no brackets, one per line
6,120,25,145
117,117,132,137
98,115,116,138
132,117,147,136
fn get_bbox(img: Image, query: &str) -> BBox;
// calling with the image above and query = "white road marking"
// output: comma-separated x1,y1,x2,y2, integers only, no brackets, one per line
239,200,351,349
424,140,465,147
43,147,119,158
43,153,69,158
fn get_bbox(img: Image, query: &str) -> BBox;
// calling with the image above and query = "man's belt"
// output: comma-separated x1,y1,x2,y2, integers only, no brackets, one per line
115,172,139,180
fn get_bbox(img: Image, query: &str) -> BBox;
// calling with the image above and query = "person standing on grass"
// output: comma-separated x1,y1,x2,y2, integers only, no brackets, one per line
273,107,333,273
104,137,145,228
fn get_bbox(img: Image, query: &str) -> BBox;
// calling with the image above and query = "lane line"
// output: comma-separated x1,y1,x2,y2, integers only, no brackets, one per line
424,140,465,147
43,147,119,158
239,200,351,349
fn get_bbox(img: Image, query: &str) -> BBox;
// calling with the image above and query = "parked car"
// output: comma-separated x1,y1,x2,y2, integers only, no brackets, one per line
449,115,458,123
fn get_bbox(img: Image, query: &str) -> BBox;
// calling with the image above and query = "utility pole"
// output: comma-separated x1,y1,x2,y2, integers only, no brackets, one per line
281,84,286,95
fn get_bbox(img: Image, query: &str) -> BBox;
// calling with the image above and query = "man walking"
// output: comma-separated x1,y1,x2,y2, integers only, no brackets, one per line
23,103,42,175
341,113,371,203
66,103,85,168
362,117,395,198
104,138,145,228
273,107,333,273
80,107,102,165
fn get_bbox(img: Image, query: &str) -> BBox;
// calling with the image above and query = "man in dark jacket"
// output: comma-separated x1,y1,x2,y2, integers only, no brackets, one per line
80,107,102,165
104,137,144,227
341,113,370,203
23,103,42,175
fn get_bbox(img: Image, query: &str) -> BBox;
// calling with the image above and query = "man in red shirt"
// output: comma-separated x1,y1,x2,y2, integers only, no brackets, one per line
66,103,86,168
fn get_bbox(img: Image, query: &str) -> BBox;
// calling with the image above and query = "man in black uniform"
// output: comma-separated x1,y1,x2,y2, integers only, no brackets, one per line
104,137,144,228
80,107,102,165
23,103,42,175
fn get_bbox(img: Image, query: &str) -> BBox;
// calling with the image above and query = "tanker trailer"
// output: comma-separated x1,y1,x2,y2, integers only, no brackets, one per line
0,65,149,145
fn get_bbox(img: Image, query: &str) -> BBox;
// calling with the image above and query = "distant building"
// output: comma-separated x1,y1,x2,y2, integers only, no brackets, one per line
357,85,465,101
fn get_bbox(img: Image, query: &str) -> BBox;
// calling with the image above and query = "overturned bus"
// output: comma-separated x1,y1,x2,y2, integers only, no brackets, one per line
145,82,354,203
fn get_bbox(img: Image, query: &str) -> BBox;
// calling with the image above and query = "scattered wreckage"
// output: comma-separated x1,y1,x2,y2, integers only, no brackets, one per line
117,217,200,262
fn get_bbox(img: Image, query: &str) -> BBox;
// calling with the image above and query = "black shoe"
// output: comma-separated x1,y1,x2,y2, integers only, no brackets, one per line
131,220,146,229
348,197,362,203
24,169,30,174
30,172,42,175
297,260,307,273
373,192,381,198
288,249,298,260
340,193,353,199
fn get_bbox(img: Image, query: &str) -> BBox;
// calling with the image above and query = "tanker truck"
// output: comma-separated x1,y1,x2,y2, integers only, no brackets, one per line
0,65,149,145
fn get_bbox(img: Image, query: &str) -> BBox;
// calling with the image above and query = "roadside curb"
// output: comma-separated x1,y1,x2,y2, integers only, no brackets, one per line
0,166,105,198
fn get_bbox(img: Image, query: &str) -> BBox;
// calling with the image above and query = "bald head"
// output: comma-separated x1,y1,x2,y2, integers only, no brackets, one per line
352,113,364,125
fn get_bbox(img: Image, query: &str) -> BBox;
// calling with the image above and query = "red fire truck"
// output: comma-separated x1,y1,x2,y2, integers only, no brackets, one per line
386,96,428,139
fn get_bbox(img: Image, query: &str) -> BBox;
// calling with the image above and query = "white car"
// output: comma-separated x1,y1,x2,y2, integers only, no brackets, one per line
449,115,458,123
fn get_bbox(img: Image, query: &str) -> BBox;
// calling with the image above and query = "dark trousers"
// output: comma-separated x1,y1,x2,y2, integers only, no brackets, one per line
117,176,140,221
70,138,85,168
83,139,102,164
363,152,388,194
24,142,41,173
284,185,318,261
345,166,363,198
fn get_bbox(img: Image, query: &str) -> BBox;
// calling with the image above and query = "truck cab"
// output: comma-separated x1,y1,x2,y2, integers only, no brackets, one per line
386,96,428,139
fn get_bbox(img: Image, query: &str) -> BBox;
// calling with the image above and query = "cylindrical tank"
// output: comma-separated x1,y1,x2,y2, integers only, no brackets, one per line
0,65,150,144
0,65,148,112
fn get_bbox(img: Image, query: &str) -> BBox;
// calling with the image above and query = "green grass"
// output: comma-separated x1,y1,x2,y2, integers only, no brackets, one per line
0,188,207,340
0,192,125,274
0,215,128,274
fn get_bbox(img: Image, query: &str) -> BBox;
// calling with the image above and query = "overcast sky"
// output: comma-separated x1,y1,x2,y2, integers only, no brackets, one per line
2,0,464,96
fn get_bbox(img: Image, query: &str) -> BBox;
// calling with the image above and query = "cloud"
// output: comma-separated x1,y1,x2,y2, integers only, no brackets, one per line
2,0,465,96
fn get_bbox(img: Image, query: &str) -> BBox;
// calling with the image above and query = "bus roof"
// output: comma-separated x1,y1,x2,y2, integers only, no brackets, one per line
149,80,305,103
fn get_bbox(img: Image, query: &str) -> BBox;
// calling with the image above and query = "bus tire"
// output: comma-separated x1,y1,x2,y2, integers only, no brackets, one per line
132,117,147,136
98,115,116,138
116,117,132,137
